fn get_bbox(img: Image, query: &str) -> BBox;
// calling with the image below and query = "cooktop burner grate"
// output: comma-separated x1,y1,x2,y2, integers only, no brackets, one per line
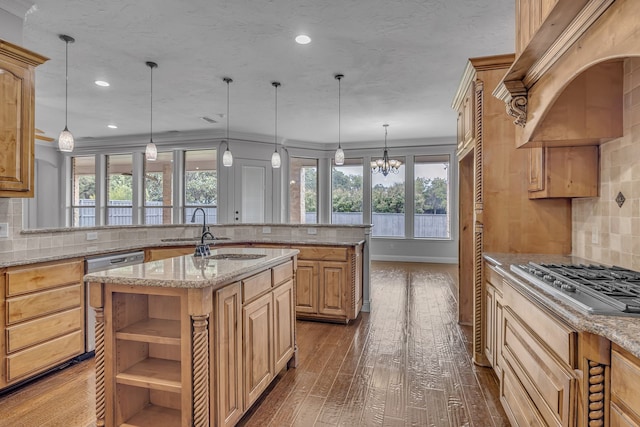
510,262,640,316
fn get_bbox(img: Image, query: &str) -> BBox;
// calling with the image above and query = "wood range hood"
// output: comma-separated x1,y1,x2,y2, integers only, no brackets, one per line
493,0,640,149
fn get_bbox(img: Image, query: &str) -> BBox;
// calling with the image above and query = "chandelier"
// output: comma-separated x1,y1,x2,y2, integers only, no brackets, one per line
371,124,402,176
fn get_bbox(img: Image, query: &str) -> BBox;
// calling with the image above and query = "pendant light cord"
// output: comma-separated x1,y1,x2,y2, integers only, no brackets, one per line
337,75,342,149
274,82,279,152
150,65,153,142
226,79,230,142
64,39,69,129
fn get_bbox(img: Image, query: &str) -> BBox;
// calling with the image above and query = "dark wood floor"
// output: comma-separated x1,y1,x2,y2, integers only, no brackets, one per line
0,262,509,427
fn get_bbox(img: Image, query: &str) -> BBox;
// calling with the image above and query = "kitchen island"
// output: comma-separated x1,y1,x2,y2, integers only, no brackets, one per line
84,247,299,427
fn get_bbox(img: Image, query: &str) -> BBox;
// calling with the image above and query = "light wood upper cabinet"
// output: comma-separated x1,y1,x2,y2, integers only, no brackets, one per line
528,146,599,199
0,39,48,198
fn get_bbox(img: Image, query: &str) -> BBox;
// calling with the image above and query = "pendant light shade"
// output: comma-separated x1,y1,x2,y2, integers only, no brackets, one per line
145,61,158,161
271,81,281,169
334,74,345,166
221,77,234,167
58,34,75,152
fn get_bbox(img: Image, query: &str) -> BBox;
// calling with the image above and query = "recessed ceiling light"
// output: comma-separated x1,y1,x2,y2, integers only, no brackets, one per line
95,80,110,87
295,35,311,45
107,124,118,129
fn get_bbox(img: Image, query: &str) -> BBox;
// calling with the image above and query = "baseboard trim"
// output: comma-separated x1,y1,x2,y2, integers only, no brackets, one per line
370,255,458,264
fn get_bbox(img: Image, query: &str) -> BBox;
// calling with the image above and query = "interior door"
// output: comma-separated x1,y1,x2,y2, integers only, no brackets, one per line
233,159,272,223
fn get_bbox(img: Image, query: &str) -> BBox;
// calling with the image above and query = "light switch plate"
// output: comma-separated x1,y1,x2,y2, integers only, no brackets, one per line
0,223,8,238
592,226,599,244
86,231,98,241
307,227,317,235
262,226,271,234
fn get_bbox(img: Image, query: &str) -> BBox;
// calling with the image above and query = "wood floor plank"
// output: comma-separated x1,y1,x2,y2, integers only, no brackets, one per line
0,261,510,427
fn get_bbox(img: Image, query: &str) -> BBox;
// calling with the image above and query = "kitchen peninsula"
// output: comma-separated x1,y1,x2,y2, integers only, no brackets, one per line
84,247,298,427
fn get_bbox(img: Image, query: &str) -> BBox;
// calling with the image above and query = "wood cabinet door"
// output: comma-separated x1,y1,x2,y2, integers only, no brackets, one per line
215,282,243,427
295,261,318,314
273,280,295,374
484,284,495,366
145,247,193,262
318,262,348,317
243,292,273,410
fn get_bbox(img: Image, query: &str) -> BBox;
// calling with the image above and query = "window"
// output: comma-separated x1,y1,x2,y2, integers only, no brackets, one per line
414,155,450,238
184,149,217,223
144,151,173,224
289,157,318,224
371,157,405,237
332,158,363,224
71,156,96,227
106,154,133,225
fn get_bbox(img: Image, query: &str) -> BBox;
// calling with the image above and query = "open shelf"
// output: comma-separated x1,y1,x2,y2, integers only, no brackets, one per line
116,358,181,393
120,404,181,427
116,318,181,345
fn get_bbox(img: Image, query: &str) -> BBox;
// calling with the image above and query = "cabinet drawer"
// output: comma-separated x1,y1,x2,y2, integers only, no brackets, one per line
6,284,82,325
5,330,84,382
294,246,347,261
501,361,546,427
272,261,293,286
485,264,503,291
504,281,576,366
611,347,640,423
6,260,83,297
6,307,82,353
503,308,575,427
242,270,272,303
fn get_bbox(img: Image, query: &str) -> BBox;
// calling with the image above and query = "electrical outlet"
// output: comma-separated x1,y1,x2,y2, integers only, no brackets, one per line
86,231,98,241
262,226,271,234
592,227,599,244
307,227,317,235
0,222,8,238
86,246,98,252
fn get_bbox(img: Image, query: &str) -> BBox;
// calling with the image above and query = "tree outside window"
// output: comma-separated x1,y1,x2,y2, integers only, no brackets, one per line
371,158,405,237
414,155,450,238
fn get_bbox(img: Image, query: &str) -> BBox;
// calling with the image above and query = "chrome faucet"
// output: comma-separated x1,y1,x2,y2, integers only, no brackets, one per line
190,207,209,237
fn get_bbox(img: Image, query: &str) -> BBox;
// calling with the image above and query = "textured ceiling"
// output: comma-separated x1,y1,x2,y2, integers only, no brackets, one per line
21,0,514,147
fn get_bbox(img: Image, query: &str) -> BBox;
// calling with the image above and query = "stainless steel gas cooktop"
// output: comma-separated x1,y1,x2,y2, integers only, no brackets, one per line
510,262,640,316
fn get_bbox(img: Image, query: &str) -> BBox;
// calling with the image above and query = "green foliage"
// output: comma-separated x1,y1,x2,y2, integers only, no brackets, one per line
372,183,405,213
304,168,317,212
144,173,163,202
78,175,95,199
108,174,132,201
185,171,217,204
332,169,363,212
415,177,448,214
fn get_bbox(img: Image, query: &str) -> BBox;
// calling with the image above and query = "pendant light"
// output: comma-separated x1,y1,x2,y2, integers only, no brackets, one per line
58,34,75,152
334,74,345,165
371,124,402,176
222,77,233,167
271,81,281,168
145,61,158,161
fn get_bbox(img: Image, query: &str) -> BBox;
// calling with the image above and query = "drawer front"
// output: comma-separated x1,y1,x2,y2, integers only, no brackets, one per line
485,264,504,291
503,308,575,427
611,348,640,423
272,260,293,286
242,269,272,303
610,402,640,427
501,362,547,427
6,284,82,325
504,281,576,366
6,307,83,353
6,330,84,383
6,260,83,297
294,246,347,261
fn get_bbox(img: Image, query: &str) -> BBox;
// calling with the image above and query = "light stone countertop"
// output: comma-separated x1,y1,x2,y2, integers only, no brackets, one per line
484,252,640,360
0,238,365,268
84,247,299,290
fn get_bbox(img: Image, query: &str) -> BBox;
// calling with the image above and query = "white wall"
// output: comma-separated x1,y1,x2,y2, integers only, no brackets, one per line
0,1,26,44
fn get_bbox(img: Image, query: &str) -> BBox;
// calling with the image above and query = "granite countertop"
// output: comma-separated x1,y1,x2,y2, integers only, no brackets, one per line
484,252,640,359
0,238,365,268
84,247,298,290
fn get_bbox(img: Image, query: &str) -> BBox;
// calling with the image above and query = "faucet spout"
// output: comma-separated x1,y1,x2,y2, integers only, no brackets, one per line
191,207,208,236
200,231,215,245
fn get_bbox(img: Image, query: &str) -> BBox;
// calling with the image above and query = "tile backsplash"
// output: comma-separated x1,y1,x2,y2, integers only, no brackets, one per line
573,58,640,270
